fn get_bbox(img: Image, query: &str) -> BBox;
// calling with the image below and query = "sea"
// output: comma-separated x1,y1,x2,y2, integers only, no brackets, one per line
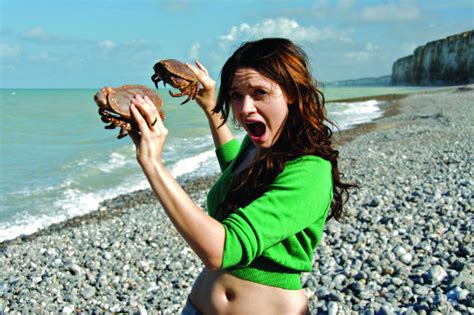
0,86,434,241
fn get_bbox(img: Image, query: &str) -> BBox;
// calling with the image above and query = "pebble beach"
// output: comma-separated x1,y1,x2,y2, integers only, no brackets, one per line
1,87,473,314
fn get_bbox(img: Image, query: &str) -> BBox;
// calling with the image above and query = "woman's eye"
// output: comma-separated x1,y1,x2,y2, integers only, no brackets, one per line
230,92,242,101
255,89,267,96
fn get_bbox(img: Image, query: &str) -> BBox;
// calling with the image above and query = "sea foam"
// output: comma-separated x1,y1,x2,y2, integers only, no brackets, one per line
328,99,385,130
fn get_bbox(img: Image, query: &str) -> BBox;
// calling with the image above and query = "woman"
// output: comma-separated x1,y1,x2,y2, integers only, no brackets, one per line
129,38,353,314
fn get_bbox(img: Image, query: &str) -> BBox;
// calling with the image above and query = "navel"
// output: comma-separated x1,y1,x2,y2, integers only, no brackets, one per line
225,289,235,301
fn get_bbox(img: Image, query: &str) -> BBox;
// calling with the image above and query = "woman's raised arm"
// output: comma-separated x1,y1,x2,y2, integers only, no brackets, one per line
128,95,225,270
187,61,235,149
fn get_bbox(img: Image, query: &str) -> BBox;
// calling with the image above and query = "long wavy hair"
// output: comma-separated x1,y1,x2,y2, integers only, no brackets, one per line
214,38,355,221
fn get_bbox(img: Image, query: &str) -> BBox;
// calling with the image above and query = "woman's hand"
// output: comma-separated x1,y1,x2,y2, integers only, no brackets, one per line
188,60,235,149
128,94,167,167
186,60,217,114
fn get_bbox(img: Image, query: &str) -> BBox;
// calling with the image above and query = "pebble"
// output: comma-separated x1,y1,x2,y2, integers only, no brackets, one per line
62,305,75,314
327,301,338,315
448,286,471,302
427,265,448,283
400,253,413,264
378,304,395,315
1,89,473,313
81,286,96,300
68,264,82,276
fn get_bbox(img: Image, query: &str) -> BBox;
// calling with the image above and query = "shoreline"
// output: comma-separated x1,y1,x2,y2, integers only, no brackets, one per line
1,90,407,247
0,86,459,246
2,86,473,313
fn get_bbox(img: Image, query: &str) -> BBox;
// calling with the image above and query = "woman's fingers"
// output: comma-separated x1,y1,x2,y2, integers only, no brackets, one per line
144,96,165,129
131,95,161,128
187,61,215,90
129,95,168,165
186,63,201,79
130,95,166,139
128,129,141,146
195,60,208,75
130,103,149,135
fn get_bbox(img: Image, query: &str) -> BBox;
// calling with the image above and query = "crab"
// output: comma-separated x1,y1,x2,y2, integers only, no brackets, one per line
151,59,199,105
94,85,164,139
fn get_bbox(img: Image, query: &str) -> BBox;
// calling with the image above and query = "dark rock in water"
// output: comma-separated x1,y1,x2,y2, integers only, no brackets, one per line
392,30,474,86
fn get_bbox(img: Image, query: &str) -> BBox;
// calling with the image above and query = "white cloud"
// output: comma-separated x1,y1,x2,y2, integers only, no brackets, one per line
0,43,21,59
29,51,57,62
188,42,201,60
206,17,355,81
98,40,117,50
20,27,92,46
123,39,153,50
218,18,352,47
22,27,49,40
343,42,383,62
343,51,371,62
365,42,380,52
361,1,420,22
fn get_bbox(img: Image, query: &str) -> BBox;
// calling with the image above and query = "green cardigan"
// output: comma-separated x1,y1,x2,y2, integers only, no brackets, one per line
207,136,333,290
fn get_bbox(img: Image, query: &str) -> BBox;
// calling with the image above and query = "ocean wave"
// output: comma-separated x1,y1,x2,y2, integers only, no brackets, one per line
328,99,385,130
168,150,217,178
1,97,387,242
97,152,130,173
0,213,69,242
0,174,150,242
0,140,221,242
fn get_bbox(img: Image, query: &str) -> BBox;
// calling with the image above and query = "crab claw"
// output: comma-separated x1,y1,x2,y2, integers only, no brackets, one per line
151,74,162,89
118,128,128,139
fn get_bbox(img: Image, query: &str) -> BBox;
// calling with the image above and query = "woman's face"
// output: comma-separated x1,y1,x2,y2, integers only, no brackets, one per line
229,68,289,149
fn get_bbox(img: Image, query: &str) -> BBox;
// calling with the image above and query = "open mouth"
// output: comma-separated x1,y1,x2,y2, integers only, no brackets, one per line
246,121,266,138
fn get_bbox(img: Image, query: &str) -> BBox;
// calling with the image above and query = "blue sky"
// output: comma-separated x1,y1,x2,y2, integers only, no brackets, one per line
0,0,472,88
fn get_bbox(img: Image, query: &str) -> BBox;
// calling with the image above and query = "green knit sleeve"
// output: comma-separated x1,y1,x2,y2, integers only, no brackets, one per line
220,156,333,269
215,138,241,171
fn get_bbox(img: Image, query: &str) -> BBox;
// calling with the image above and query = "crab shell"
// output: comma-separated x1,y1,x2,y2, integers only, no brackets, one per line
151,59,199,104
94,84,164,138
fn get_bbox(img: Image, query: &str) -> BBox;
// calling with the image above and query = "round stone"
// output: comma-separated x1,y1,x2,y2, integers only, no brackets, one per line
82,286,96,300
400,253,413,264
62,305,75,314
68,264,82,276
427,265,448,283
393,245,407,257
327,301,339,315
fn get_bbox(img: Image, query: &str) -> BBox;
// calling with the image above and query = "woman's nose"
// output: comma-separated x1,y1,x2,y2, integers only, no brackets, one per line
241,96,256,114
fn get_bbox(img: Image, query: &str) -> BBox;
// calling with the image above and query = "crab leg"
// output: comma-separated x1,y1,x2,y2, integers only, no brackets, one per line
167,82,198,105
169,90,187,97
181,86,194,105
118,127,128,139
181,83,199,105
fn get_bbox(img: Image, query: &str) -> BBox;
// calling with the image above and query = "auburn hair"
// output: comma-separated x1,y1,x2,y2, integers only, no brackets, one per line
214,38,355,221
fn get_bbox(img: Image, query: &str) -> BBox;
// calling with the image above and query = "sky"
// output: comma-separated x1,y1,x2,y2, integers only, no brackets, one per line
0,0,472,88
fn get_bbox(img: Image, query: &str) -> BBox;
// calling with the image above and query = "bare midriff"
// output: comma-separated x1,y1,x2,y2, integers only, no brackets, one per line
189,268,308,315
